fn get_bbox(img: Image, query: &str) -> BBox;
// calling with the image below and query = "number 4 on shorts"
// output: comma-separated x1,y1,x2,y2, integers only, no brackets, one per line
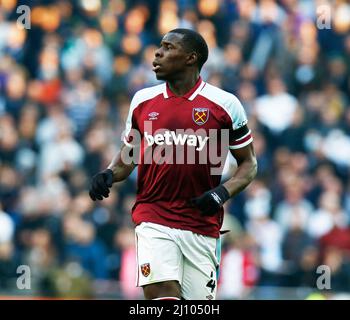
206,271,216,293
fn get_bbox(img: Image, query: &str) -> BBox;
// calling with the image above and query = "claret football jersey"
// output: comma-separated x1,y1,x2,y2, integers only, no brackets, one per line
123,77,253,238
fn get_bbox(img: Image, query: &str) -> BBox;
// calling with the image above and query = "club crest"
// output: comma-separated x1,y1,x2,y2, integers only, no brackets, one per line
193,108,209,125
140,263,151,277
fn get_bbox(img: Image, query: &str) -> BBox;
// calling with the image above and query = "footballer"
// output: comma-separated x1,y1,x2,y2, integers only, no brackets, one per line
89,28,257,300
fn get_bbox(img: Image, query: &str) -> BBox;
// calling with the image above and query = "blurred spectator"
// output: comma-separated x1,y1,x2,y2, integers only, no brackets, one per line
245,199,283,285
254,76,298,138
308,191,348,238
275,182,314,235
39,118,84,179
116,226,142,299
218,231,259,300
293,245,320,288
281,210,316,286
63,213,108,279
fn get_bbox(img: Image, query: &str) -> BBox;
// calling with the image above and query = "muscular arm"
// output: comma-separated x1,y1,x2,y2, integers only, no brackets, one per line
223,143,258,197
190,142,257,216
107,143,137,183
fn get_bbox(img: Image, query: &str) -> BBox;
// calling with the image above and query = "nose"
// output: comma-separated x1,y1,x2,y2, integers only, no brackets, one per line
155,47,163,58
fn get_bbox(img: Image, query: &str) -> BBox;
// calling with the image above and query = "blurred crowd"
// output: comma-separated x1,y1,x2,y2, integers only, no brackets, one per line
0,0,350,299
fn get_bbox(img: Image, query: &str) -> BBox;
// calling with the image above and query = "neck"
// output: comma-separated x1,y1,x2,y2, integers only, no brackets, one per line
167,72,200,96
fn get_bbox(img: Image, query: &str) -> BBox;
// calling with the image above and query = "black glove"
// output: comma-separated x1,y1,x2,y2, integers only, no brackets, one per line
190,185,230,216
89,169,114,201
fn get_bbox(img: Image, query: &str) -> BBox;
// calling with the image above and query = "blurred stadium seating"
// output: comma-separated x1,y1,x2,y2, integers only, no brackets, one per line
0,0,349,299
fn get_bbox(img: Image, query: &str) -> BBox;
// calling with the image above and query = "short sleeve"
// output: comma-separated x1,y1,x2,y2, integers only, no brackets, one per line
123,93,141,147
227,96,253,149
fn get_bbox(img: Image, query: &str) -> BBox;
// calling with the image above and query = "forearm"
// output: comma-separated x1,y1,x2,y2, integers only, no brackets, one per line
107,144,137,182
222,158,257,198
191,157,257,216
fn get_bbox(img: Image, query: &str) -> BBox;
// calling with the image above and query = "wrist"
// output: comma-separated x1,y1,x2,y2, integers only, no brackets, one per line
104,168,114,182
209,185,230,206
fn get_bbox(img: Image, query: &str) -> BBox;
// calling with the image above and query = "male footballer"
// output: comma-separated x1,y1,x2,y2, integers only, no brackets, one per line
89,28,257,300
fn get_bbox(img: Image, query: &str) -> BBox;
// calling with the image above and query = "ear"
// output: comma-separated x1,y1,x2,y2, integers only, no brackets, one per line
186,52,198,67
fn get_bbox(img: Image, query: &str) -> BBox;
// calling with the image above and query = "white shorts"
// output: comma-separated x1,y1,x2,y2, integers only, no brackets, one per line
135,222,221,300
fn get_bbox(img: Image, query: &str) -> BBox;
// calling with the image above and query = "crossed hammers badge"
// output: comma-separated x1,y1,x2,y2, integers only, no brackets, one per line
192,108,209,125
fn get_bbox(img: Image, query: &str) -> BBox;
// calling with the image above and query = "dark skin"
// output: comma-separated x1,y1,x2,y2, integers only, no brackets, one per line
105,32,257,299
152,32,199,95
224,144,257,198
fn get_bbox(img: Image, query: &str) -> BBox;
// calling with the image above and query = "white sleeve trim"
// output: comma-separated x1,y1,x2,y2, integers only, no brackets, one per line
229,137,253,149
236,129,251,141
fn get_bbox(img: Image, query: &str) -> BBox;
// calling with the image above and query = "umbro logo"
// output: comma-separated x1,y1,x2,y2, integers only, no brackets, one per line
148,112,159,120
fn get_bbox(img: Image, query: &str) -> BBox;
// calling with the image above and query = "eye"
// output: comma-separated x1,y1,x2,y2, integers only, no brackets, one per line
162,43,173,50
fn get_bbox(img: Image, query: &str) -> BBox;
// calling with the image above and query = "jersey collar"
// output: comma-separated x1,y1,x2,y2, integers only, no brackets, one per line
163,76,206,101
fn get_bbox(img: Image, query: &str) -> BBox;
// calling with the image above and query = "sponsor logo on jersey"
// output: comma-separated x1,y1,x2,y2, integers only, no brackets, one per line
122,121,233,175
144,131,209,151
148,112,159,120
140,263,151,277
193,108,209,125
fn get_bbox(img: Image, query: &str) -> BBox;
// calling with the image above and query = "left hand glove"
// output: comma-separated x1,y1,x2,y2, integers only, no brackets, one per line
89,169,114,201
190,185,230,216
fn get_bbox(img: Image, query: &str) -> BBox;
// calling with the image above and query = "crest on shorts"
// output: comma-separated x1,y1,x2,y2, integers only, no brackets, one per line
193,108,209,125
140,263,151,277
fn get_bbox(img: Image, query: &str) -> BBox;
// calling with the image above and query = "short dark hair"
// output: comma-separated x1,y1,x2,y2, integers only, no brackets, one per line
168,28,209,71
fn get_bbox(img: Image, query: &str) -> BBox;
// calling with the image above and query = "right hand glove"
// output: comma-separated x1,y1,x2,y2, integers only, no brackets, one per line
89,169,114,201
189,185,230,216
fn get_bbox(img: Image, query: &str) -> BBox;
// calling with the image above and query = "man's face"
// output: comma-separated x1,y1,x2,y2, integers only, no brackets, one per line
152,33,191,80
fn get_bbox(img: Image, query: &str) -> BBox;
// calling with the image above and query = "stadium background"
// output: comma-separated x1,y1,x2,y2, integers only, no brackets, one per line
0,0,349,299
